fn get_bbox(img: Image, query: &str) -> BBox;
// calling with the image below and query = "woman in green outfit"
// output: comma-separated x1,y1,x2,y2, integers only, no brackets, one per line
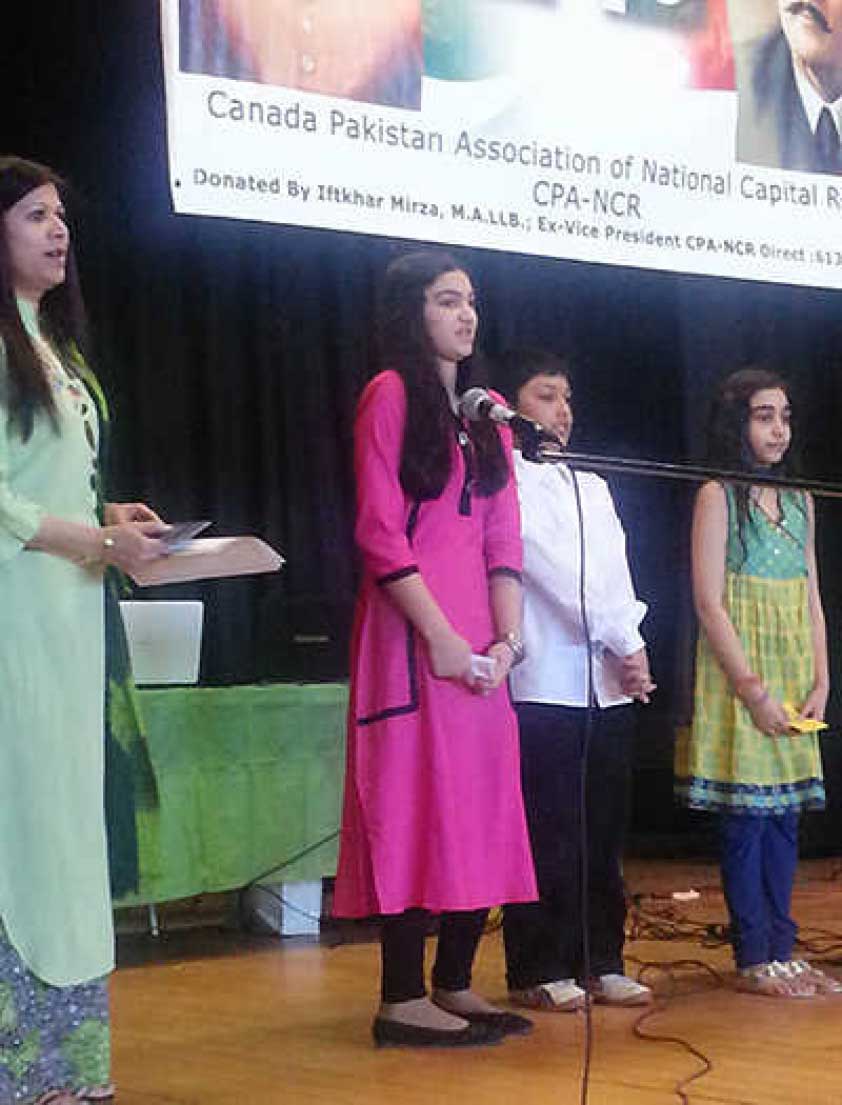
675,367,839,1000
0,157,167,1104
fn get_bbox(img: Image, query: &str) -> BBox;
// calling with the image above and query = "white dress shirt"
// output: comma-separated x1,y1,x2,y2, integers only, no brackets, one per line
509,451,647,708
791,57,842,137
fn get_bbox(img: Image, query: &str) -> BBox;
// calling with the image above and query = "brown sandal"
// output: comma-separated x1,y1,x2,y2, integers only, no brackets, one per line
36,1087,115,1104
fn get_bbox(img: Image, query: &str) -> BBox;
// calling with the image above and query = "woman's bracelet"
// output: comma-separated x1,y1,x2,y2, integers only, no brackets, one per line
495,630,525,667
80,530,115,568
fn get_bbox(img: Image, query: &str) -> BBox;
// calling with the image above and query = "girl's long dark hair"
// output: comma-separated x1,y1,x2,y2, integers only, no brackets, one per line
0,156,87,440
704,366,802,562
379,250,508,501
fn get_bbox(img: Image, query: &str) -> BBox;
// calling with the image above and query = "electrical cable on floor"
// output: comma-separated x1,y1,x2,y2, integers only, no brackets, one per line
796,933,842,960
628,961,721,1105
627,896,763,1103
623,889,842,1103
626,895,731,946
624,953,724,1103
628,892,842,960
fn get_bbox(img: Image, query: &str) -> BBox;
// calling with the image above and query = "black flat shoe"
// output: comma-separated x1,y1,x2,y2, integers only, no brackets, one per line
459,1010,534,1036
372,1016,504,1048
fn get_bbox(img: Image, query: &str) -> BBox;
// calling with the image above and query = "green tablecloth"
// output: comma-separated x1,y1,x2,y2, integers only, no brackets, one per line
115,683,347,907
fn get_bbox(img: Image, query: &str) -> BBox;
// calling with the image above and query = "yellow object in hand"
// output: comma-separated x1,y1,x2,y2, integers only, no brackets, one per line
783,703,829,734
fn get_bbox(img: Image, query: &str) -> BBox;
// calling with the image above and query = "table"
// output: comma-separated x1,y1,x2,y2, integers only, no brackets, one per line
115,682,347,908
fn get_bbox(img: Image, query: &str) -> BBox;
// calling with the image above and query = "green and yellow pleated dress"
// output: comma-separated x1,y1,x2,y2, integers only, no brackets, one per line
675,487,825,814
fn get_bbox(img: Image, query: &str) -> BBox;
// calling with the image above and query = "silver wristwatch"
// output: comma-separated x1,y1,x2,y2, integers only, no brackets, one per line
498,630,526,667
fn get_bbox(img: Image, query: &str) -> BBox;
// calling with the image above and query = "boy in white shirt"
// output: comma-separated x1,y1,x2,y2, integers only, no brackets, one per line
500,348,655,1010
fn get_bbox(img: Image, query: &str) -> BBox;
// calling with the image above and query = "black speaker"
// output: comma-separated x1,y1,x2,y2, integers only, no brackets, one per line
256,591,354,682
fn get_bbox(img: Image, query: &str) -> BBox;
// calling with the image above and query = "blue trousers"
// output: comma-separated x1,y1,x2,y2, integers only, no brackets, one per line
719,811,799,969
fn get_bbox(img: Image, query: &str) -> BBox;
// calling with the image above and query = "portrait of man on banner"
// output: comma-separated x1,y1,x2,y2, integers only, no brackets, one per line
735,0,842,174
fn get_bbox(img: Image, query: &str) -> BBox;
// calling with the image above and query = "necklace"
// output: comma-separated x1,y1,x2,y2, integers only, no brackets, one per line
749,489,803,549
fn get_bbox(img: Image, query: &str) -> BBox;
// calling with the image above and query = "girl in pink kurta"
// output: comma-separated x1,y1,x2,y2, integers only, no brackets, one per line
334,251,536,1048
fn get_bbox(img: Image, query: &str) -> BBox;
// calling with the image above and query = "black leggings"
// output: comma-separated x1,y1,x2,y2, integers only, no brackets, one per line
380,908,489,1003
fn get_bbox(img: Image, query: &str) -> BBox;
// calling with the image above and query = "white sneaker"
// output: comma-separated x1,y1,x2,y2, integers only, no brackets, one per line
509,979,587,1011
591,973,653,1006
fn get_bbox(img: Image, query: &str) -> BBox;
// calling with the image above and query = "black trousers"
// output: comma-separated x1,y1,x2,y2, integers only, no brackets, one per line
381,908,489,1003
503,702,634,989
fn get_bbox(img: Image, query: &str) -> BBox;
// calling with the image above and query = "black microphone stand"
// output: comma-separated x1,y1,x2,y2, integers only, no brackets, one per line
517,419,842,500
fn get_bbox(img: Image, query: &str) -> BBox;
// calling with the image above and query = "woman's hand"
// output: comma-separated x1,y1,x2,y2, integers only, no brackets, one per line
475,641,514,693
800,683,829,722
104,501,165,527
747,692,791,736
426,627,473,682
100,520,169,576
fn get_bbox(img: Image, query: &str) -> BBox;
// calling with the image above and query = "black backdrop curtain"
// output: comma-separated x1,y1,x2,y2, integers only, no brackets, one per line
8,1,842,851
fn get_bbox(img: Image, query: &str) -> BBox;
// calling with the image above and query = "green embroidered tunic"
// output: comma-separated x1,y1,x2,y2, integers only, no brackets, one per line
0,301,113,986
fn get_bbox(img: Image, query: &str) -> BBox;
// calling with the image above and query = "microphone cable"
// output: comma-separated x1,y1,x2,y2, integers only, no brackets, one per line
569,466,596,1105
239,831,341,934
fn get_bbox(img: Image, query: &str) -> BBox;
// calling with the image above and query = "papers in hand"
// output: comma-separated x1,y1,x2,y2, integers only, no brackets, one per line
129,536,284,587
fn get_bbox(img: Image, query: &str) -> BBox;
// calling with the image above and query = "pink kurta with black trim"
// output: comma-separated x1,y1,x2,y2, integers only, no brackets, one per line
333,371,537,917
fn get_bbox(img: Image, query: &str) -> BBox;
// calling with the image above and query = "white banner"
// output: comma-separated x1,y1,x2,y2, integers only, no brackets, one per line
161,0,842,289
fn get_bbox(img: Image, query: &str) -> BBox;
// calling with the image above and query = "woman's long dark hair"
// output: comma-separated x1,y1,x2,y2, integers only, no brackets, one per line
704,366,802,562
0,156,87,440
379,249,508,501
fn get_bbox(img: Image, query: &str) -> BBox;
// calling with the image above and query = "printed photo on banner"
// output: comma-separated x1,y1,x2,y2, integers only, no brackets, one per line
161,0,842,291
177,0,556,110
462,0,736,141
177,1,735,124
602,0,735,88
733,0,842,174
178,0,425,108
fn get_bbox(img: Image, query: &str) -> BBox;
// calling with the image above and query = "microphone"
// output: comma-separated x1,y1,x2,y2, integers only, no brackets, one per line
458,387,520,427
458,388,563,460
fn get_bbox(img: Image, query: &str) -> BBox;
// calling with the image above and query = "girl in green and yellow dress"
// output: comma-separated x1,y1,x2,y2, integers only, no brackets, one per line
676,367,839,999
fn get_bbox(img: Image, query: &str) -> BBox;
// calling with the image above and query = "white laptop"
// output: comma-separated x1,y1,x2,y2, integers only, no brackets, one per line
119,600,203,685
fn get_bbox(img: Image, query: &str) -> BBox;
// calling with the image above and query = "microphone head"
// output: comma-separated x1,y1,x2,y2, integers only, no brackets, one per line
458,387,492,422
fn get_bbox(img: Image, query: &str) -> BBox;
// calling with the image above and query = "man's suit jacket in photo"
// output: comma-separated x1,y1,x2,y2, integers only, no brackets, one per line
735,28,829,173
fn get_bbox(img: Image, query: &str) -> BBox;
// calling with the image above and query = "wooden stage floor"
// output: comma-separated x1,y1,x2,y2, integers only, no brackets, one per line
112,858,842,1105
